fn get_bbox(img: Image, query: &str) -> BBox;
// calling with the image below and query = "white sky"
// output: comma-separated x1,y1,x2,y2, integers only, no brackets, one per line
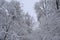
6,0,39,21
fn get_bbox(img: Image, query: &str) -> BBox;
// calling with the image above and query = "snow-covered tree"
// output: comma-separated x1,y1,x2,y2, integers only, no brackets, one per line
34,0,60,40
34,0,57,21
0,0,34,40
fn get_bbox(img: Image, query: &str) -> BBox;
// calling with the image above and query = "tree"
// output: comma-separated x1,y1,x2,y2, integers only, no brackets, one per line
34,0,60,40
34,0,57,21
0,0,35,40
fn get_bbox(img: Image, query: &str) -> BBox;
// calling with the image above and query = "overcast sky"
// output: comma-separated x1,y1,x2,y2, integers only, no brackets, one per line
6,0,39,21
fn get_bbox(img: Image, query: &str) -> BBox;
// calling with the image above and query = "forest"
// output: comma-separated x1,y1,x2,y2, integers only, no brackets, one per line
0,0,60,40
